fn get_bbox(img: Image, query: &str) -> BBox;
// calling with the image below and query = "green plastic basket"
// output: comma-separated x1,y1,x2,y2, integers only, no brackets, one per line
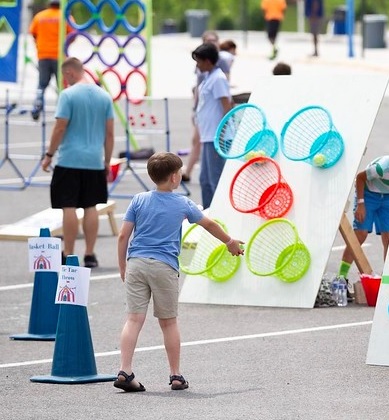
205,244,241,282
179,220,227,276
246,218,310,282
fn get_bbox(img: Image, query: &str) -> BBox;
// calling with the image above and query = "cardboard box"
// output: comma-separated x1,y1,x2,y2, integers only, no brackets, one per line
354,280,367,305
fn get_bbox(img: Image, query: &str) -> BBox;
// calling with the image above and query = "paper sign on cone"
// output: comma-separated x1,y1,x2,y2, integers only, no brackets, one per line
28,237,62,272
55,265,91,307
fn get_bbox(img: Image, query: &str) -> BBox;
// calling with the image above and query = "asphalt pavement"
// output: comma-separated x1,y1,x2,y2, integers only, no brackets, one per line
1,30,389,419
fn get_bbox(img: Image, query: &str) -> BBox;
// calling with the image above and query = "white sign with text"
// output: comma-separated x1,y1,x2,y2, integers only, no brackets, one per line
55,265,91,307
28,237,62,273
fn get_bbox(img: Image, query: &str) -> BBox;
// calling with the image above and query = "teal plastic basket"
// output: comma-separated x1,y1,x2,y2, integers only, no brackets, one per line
214,104,278,160
280,106,344,168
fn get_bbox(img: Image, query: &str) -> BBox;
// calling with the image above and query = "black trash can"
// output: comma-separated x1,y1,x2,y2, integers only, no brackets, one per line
333,5,347,35
185,9,210,37
161,19,178,34
363,14,387,48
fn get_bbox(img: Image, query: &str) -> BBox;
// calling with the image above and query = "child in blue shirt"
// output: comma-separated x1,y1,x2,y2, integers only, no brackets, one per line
114,152,244,392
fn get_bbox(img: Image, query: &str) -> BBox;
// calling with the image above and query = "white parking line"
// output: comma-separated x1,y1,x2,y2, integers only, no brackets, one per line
0,240,372,292
0,273,120,292
0,320,372,369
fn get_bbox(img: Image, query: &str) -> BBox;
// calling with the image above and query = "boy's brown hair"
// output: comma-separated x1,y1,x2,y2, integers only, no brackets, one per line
220,40,237,52
147,152,183,184
272,62,292,75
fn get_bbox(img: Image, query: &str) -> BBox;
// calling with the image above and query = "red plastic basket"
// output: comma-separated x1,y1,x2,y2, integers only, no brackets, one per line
229,156,293,219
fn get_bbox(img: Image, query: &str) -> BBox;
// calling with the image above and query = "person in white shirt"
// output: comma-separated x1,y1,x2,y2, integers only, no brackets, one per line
192,43,232,209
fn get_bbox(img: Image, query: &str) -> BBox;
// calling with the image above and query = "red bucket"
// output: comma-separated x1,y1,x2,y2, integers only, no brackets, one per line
360,274,381,307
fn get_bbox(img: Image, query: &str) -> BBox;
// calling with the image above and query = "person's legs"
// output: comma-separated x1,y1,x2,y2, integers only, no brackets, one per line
199,143,214,209
32,60,52,120
381,232,389,261
267,20,280,60
114,312,147,391
313,34,319,56
309,18,321,56
118,312,146,375
159,317,181,377
200,143,225,209
82,206,98,257
114,258,151,391
80,169,107,266
62,207,79,256
340,229,369,270
183,123,201,181
49,59,59,88
377,193,389,262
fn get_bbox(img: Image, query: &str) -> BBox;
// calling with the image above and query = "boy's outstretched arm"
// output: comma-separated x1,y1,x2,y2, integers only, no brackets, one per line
197,217,244,256
117,220,134,281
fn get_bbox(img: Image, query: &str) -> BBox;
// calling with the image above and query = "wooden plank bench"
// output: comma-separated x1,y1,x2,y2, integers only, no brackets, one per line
0,200,118,241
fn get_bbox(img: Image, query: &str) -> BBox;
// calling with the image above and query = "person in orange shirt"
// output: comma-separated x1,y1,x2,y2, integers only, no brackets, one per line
29,0,73,120
261,0,287,60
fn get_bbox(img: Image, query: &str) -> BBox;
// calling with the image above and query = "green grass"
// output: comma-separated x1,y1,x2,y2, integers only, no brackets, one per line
278,1,389,33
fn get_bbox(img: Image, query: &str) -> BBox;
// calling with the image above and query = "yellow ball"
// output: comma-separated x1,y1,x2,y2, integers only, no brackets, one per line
245,150,266,161
313,153,326,167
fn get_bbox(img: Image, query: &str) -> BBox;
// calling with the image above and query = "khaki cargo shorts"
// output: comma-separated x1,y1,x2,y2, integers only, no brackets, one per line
125,257,180,319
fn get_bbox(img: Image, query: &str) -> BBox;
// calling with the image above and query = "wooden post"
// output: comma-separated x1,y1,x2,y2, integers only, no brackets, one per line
339,212,373,275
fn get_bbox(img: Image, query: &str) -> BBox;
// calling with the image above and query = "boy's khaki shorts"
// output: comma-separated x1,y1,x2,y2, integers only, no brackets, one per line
125,257,179,319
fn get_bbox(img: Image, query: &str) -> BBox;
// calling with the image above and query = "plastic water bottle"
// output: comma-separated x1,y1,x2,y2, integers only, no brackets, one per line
337,282,348,307
331,277,339,303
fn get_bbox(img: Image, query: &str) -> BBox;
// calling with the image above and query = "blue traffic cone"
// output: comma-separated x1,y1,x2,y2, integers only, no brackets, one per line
30,255,116,384
10,228,59,341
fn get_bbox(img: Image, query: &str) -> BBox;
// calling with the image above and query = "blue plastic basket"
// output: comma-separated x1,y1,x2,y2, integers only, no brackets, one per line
280,106,344,168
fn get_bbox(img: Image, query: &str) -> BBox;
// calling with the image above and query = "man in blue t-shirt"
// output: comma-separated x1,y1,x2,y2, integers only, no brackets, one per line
41,57,114,268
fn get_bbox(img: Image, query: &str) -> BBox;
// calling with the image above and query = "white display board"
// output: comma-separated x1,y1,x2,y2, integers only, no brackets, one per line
366,255,389,366
179,75,388,308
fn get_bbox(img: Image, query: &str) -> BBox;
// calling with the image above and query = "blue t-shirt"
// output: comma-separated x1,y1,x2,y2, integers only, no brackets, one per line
55,83,114,170
124,191,204,271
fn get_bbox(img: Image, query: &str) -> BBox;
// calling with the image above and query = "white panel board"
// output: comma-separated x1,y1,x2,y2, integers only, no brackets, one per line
180,75,388,308
366,256,389,366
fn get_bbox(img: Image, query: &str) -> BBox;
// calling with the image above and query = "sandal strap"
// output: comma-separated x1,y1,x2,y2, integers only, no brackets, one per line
169,374,186,385
117,370,135,382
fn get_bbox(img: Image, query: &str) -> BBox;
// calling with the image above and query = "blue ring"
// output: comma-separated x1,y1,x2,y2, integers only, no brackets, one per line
65,0,97,31
120,0,146,34
96,0,121,33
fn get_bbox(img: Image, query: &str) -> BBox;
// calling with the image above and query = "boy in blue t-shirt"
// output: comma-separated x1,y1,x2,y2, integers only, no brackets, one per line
114,152,244,392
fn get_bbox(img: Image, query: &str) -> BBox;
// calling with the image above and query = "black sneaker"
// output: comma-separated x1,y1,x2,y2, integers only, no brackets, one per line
345,278,354,302
84,254,98,268
31,107,41,121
